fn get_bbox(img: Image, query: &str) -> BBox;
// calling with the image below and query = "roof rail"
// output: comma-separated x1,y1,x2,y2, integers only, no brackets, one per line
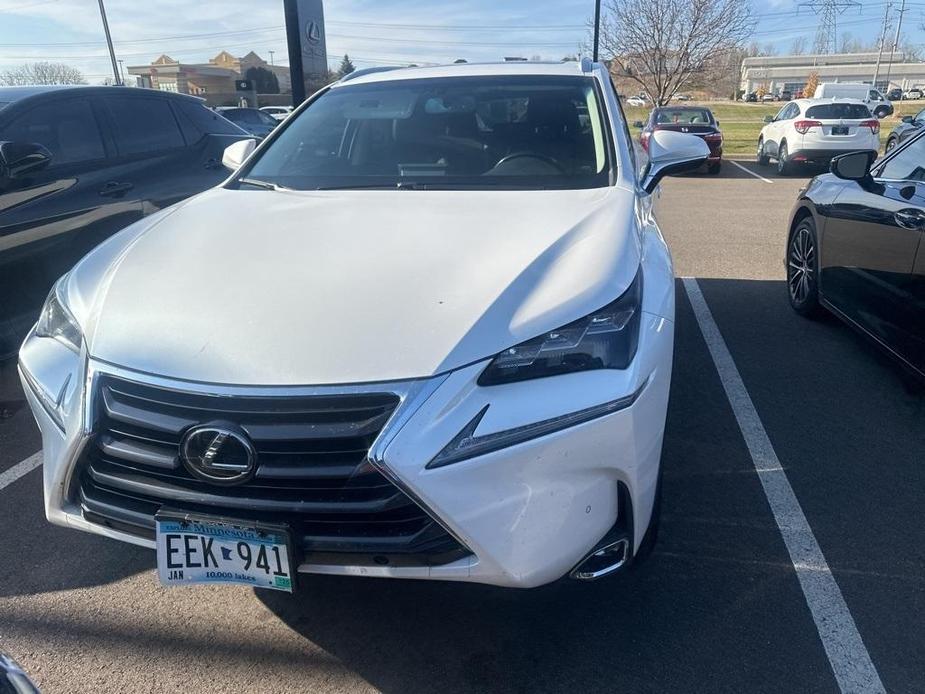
338,66,404,83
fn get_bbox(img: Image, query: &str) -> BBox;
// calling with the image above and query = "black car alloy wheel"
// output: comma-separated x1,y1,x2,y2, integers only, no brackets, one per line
788,219,821,315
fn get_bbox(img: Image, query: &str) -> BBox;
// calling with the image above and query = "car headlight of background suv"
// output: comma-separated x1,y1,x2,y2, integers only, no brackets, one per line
34,276,83,353
429,271,645,469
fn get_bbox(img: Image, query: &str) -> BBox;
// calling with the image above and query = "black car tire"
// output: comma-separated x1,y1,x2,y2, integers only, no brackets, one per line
757,138,770,166
787,217,824,318
777,142,792,176
707,161,721,175
874,107,889,119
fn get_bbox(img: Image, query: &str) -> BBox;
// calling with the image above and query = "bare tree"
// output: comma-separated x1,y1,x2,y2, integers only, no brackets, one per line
790,36,808,55
600,0,755,106
0,61,87,86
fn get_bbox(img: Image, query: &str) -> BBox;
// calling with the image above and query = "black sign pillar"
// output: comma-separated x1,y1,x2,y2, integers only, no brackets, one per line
284,0,327,105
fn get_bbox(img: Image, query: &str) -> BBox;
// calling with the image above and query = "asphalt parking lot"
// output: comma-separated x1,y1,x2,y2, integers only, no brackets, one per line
1,159,922,693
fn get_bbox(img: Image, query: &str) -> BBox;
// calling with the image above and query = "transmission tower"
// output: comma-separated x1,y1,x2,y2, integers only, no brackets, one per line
800,0,862,54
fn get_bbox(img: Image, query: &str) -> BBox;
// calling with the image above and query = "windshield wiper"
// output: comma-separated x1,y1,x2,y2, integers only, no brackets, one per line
314,182,422,191
238,178,288,191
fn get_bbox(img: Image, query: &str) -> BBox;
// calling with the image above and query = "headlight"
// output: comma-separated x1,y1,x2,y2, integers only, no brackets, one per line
478,270,642,386
34,277,82,352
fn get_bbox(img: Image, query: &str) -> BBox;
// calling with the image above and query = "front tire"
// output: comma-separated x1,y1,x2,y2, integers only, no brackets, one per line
885,136,898,153
777,142,792,176
707,161,721,175
757,138,770,166
788,217,823,317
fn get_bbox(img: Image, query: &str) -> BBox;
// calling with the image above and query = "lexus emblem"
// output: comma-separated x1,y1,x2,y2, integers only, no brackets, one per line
305,20,322,44
181,426,256,485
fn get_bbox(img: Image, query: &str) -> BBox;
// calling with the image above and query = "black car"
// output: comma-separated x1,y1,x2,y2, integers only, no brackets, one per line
888,87,904,101
884,106,925,152
0,86,249,356
777,89,792,102
639,106,723,174
786,132,925,380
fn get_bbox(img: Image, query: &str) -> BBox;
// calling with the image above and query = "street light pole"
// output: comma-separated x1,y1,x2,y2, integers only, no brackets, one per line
97,0,121,86
592,0,602,62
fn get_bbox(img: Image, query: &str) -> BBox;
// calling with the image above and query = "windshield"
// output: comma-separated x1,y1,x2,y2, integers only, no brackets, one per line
805,103,871,119
243,75,612,190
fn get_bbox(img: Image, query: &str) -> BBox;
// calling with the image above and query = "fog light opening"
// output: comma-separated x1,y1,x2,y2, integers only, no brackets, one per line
569,538,629,581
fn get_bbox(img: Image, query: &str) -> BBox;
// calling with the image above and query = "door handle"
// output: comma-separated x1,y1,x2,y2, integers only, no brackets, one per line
98,181,134,197
894,208,925,230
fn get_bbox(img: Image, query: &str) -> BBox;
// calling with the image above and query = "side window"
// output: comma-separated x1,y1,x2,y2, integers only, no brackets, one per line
177,101,247,136
783,103,799,120
4,98,105,166
878,137,925,181
774,104,789,121
869,90,879,101
103,96,184,155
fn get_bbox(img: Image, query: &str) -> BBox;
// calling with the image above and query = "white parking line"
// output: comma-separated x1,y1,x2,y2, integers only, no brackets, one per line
729,160,774,184
681,278,885,694
0,451,42,492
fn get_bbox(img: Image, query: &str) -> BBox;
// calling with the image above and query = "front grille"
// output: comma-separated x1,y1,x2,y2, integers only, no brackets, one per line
74,375,468,567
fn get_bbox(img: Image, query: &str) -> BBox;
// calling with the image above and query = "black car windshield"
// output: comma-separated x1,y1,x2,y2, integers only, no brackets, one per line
242,75,612,190
805,103,871,119
653,108,713,125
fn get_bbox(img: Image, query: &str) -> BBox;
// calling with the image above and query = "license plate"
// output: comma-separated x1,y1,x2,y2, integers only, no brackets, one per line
831,126,849,135
155,511,294,592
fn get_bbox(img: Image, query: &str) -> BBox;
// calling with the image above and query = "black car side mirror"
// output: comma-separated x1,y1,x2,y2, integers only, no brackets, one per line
0,141,53,180
633,120,644,128
763,115,774,123
902,115,913,123
831,150,877,181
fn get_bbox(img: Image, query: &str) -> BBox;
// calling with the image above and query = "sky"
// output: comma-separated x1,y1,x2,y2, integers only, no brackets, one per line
0,0,923,84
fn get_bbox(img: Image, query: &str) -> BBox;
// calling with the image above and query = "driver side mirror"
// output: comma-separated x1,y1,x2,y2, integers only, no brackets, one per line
830,150,877,181
763,115,774,123
633,120,644,129
0,141,52,180
901,115,913,123
641,130,710,194
222,138,257,170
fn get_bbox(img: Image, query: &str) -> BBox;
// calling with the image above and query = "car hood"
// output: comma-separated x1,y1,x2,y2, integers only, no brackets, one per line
69,185,641,386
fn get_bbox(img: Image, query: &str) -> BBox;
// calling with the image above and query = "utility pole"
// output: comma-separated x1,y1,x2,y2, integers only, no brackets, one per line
117,59,125,84
269,50,275,66
592,0,601,62
97,0,121,86
884,0,907,91
872,1,892,90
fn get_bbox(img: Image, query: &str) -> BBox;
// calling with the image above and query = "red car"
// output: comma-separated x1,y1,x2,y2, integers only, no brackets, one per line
638,106,723,174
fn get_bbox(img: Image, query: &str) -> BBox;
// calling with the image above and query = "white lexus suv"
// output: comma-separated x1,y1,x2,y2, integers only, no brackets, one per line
757,98,881,175
19,61,707,590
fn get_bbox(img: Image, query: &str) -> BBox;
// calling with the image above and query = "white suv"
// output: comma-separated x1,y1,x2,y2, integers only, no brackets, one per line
19,60,709,591
757,98,880,175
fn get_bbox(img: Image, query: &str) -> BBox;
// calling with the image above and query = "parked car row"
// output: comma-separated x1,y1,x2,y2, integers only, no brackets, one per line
635,106,723,174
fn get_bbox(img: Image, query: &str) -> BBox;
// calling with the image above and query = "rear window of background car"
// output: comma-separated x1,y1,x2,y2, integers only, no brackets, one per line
654,109,712,124
103,96,184,155
176,101,247,139
804,103,871,119
3,98,105,165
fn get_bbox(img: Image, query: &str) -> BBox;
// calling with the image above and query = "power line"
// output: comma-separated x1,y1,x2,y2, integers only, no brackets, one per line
798,0,863,53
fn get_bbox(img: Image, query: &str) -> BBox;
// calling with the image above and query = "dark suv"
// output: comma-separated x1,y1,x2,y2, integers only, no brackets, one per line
0,86,249,356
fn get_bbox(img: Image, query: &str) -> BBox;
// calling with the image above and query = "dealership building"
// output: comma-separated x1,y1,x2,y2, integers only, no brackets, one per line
740,52,925,94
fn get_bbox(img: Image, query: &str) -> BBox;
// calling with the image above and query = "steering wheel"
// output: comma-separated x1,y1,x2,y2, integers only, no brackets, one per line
493,152,566,174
